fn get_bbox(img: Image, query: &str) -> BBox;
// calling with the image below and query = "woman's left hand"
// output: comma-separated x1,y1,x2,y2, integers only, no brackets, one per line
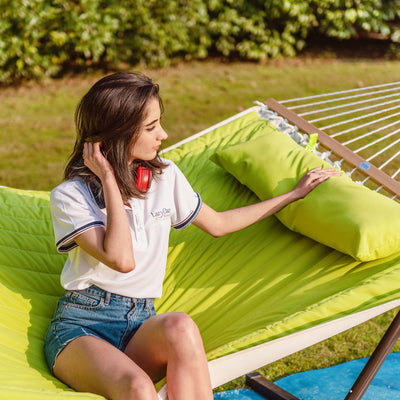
292,167,341,199
193,167,341,237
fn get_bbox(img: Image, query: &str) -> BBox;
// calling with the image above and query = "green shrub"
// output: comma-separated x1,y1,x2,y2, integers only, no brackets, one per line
0,0,399,83
114,0,210,66
313,0,397,38
0,0,122,82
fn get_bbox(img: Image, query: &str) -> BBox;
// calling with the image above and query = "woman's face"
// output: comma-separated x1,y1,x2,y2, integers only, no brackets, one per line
129,97,168,163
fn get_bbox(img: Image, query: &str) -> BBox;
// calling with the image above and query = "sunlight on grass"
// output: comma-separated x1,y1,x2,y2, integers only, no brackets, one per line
2,59,400,190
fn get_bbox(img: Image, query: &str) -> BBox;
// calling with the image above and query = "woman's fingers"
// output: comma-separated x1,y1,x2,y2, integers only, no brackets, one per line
83,142,105,167
294,167,341,198
83,142,101,159
83,142,93,161
83,142,114,180
91,142,102,158
307,167,340,182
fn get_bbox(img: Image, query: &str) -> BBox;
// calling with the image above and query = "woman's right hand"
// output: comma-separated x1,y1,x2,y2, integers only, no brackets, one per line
77,141,135,273
83,142,115,181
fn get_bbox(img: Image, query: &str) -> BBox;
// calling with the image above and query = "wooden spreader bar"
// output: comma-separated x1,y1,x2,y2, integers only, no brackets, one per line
243,98,400,400
264,98,400,198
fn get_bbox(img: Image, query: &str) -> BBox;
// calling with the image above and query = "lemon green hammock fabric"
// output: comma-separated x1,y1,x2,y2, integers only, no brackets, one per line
1,107,400,399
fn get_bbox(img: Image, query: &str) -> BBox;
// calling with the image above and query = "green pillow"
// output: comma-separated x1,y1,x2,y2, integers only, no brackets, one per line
210,126,400,261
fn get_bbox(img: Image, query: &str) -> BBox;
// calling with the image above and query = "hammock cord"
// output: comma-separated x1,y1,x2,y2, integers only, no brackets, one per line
330,112,400,138
308,99,400,124
342,120,399,146
262,81,400,199
319,104,400,130
297,91,400,117
353,128,400,154
280,81,400,104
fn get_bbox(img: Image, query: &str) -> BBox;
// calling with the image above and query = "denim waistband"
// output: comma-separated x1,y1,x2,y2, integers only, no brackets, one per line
73,285,154,306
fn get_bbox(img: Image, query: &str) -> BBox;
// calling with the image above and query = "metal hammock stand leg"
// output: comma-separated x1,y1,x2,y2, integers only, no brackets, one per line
247,308,400,400
246,81,400,400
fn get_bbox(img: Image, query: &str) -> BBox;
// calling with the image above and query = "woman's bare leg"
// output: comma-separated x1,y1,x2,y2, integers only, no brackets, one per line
53,335,158,400
124,312,213,400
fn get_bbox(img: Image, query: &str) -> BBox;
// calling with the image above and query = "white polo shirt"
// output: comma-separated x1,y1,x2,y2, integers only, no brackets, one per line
50,159,202,298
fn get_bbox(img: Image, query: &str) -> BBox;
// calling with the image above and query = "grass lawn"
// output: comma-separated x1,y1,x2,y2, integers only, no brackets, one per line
1,56,400,391
2,58,400,190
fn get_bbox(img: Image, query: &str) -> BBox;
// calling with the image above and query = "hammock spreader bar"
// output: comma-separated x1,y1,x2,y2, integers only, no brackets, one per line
263,98,400,199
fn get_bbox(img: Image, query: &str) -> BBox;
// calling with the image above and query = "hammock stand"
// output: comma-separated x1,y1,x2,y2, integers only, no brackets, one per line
1,82,400,400
242,83,400,399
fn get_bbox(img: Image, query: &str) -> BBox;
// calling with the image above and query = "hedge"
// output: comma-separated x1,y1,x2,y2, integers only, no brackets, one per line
1,0,399,83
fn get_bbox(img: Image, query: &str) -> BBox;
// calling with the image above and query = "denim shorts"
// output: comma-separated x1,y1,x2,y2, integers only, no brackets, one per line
44,285,156,373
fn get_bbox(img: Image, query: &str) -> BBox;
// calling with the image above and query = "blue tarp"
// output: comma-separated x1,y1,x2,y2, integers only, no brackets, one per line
214,352,400,399
214,389,264,399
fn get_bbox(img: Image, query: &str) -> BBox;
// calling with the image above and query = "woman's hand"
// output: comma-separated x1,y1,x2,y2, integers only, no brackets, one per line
77,141,135,273
83,142,114,182
292,167,340,200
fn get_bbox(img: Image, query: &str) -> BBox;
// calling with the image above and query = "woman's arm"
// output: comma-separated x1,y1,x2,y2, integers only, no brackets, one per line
193,167,340,237
74,142,135,273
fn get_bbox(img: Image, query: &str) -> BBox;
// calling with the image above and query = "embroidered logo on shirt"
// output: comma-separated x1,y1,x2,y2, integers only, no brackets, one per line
151,208,171,220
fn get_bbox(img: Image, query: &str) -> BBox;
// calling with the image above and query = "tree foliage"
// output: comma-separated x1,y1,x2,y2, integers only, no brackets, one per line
1,0,399,83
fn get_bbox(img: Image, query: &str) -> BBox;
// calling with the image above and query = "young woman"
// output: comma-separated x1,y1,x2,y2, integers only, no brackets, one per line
44,72,339,400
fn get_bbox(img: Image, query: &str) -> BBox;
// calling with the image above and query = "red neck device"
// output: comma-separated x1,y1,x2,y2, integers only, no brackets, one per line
136,166,152,192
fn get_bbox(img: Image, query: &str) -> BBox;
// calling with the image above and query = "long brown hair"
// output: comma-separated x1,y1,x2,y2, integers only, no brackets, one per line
64,72,167,201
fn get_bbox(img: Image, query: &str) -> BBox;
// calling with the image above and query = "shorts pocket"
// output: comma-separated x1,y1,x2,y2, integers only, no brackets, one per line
64,290,105,311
